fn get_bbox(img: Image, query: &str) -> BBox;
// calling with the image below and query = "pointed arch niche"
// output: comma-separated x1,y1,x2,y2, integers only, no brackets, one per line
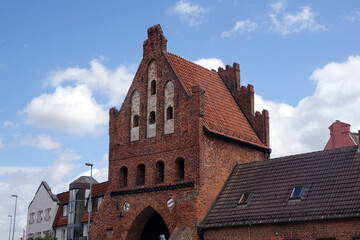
147,60,157,138
164,81,174,134
130,90,140,141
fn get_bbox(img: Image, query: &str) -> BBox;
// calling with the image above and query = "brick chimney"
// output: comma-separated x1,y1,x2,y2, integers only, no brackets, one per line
324,120,357,150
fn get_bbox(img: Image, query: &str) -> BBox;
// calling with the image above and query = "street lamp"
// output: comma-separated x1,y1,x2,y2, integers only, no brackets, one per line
11,194,18,240
8,215,12,240
85,163,93,240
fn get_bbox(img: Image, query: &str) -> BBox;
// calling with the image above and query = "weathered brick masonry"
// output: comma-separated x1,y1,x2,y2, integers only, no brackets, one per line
90,24,270,240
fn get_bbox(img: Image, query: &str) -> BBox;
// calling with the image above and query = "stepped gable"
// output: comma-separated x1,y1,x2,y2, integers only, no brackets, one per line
166,53,266,149
199,146,360,229
53,191,69,227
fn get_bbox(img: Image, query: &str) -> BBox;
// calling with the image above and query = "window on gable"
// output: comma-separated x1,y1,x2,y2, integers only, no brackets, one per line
151,80,156,95
156,161,164,183
133,115,139,127
166,107,173,120
149,111,156,124
29,212,35,224
36,210,43,222
238,192,252,205
44,208,51,221
290,186,304,199
136,164,146,186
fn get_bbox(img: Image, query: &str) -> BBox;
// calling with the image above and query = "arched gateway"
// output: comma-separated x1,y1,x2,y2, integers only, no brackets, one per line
127,207,170,240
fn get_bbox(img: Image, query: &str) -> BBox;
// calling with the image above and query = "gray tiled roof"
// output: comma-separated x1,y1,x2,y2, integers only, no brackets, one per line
351,132,359,145
200,146,360,229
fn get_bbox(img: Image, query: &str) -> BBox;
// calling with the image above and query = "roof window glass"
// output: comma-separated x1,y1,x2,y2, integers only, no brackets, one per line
290,186,304,199
238,192,252,205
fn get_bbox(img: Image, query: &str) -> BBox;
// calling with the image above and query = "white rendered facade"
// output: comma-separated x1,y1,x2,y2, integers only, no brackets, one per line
26,182,59,239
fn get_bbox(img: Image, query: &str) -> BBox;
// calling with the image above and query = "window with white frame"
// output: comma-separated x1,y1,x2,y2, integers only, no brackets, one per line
97,197,103,211
36,210,43,222
29,212,35,224
62,204,68,217
44,208,51,221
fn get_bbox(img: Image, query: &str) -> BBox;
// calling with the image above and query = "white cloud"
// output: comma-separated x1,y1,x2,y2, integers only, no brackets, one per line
345,10,360,22
0,149,83,239
271,0,287,13
169,0,208,26
195,58,225,70
4,121,18,128
269,0,326,35
0,138,3,149
48,58,134,106
221,19,258,38
22,58,134,135
255,55,360,157
16,134,61,150
23,84,108,136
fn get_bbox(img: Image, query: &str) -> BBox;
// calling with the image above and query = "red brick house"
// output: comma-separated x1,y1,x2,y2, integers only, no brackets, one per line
324,120,359,150
89,24,270,240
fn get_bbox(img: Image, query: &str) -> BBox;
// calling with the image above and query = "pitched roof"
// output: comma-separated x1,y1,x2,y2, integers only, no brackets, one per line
200,146,360,229
53,191,69,227
82,181,108,222
166,53,266,149
28,181,59,209
351,132,359,145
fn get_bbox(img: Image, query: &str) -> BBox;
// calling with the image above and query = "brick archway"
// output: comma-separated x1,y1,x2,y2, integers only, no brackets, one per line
127,206,170,240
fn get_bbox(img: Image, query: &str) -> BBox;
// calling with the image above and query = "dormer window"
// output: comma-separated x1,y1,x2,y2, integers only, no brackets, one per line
151,80,156,95
290,186,304,199
149,111,156,124
238,192,252,205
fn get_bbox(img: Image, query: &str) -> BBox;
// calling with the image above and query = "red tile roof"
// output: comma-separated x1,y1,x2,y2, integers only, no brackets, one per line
81,181,108,223
53,191,69,227
53,181,108,227
166,53,266,148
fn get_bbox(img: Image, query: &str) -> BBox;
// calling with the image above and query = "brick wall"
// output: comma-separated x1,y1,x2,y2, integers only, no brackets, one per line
90,24,268,240
202,219,360,240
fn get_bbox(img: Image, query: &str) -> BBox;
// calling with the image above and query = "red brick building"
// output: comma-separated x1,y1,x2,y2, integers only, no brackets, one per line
90,24,270,239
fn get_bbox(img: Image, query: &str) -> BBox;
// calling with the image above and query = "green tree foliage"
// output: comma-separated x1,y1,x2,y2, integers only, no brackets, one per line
27,230,57,240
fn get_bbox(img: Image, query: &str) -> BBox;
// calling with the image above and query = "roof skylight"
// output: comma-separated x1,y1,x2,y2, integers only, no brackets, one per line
290,186,304,199
238,192,252,205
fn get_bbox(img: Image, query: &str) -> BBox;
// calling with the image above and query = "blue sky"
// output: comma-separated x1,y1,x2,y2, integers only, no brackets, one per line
1,0,360,238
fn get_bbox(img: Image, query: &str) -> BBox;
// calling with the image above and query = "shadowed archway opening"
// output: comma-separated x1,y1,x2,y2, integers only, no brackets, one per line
127,207,170,240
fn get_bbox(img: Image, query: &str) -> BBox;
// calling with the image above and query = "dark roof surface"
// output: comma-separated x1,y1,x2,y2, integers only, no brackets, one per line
351,132,359,145
69,176,98,190
166,53,267,149
200,146,360,229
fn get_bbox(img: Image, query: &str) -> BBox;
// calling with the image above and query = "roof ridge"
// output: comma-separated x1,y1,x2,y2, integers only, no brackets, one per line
237,145,359,168
167,52,219,74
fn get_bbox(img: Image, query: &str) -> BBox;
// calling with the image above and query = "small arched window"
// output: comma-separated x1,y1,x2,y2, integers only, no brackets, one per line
119,167,128,188
136,164,146,186
133,115,139,127
149,111,156,124
151,80,156,95
175,158,185,180
166,107,173,120
156,161,164,183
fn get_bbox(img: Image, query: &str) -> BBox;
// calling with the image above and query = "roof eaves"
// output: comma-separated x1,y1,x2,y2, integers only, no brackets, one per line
203,125,270,152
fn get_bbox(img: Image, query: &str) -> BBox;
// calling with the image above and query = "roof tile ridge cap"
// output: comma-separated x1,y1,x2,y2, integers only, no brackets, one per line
167,52,219,75
164,52,192,96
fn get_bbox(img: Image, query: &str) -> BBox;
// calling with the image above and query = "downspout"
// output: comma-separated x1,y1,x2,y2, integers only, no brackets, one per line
248,225,251,240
